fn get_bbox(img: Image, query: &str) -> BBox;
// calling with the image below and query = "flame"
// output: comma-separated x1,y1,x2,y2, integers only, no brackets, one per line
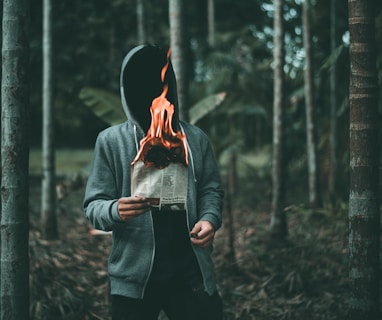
131,49,188,169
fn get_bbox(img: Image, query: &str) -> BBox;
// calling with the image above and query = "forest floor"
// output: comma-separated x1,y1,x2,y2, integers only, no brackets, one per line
26,149,380,320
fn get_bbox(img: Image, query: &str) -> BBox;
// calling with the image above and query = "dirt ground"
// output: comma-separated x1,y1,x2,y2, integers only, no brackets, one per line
28,173,359,320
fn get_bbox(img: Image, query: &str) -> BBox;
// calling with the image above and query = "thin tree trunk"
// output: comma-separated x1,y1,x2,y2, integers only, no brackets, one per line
329,0,338,207
207,0,215,47
302,0,319,209
255,116,262,150
109,22,116,68
41,0,58,240
1,0,30,318
146,0,152,44
225,151,237,266
270,0,287,238
0,0,2,222
169,0,189,121
137,0,146,44
348,0,380,318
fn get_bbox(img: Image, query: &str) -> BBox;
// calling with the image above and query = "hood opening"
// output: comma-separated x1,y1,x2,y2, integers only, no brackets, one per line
121,45,179,133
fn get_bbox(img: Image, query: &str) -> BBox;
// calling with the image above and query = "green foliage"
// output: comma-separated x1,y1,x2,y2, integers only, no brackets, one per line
79,87,126,126
79,86,229,128
27,0,382,198
188,92,227,124
319,44,348,74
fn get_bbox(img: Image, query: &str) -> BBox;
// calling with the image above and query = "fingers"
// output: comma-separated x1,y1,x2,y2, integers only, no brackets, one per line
118,196,151,221
190,220,215,248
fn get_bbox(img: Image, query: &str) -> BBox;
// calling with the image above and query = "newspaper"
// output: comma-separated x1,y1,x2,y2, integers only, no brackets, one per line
131,160,188,211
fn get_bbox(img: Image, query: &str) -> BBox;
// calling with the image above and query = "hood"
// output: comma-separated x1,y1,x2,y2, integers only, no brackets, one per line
120,44,179,134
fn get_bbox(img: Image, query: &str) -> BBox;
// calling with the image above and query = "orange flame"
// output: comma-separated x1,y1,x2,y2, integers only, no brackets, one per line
131,49,188,169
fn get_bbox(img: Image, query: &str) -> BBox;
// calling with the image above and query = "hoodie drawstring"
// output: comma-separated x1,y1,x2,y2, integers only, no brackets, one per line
180,123,197,183
133,124,140,153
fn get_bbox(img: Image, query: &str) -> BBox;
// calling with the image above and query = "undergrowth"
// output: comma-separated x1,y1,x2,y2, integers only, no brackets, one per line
27,175,362,319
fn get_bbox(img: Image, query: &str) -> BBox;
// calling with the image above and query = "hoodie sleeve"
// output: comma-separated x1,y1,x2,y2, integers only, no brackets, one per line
196,132,224,232
83,132,124,231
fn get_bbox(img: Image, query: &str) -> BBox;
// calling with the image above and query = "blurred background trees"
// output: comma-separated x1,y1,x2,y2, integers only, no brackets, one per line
26,0,382,247
27,0,380,205
2,0,381,318
41,0,58,240
270,0,287,238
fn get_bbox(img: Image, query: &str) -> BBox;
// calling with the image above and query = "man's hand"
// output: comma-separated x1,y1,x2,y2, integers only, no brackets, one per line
117,196,151,222
190,220,215,248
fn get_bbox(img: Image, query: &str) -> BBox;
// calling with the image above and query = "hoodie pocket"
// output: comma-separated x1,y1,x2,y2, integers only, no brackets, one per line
109,232,125,264
108,224,154,279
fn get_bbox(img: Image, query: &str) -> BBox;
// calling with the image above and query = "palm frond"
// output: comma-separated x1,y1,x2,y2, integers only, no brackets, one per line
188,92,227,124
79,87,126,126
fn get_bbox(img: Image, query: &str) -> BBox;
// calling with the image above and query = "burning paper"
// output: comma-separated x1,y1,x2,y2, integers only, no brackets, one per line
131,160,188,210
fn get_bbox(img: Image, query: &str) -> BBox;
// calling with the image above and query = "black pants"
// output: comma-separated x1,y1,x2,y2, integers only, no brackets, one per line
111,280,223,320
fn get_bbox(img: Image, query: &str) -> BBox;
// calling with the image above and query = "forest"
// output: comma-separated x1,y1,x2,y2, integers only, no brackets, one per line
1,0,382,319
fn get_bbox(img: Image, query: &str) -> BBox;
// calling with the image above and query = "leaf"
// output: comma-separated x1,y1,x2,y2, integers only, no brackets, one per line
79,87,126,126
319,44,347,73
227,103,267,116
188,92,227,125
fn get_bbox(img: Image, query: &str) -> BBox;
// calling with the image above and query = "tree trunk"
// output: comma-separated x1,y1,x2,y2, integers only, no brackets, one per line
41,0,58,240
207,0,215,48
169,0,189,121
225,151,237,266
0,0,2,221
302,0,320,209
348,0,380,318
329,0,338,207
109,22,116,69
137,0,146,44
270,0,287,238
1,0,30,318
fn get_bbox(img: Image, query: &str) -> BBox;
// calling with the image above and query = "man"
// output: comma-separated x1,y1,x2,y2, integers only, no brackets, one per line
83,44,223,319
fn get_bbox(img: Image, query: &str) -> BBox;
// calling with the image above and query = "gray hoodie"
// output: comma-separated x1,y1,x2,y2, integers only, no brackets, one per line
83,44,223,299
